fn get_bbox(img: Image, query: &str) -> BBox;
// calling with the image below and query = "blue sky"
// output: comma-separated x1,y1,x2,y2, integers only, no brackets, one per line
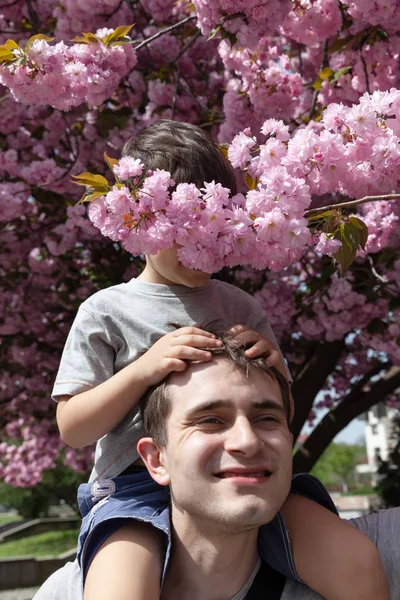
334,417,366,445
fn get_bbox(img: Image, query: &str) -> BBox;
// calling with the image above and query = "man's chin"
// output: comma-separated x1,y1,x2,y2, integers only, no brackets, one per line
217,501,280,531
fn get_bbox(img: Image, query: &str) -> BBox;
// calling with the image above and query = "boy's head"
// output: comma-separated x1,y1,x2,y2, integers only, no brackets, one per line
126,120,237,286
122,120,237,193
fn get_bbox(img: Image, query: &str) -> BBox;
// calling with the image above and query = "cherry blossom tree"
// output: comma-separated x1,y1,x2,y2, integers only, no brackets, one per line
0,0,399,488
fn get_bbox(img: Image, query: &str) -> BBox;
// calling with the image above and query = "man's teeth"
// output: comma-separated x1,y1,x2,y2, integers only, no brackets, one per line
219,471,267,478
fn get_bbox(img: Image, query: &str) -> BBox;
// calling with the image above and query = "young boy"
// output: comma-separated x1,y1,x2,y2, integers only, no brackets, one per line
55,120,389,600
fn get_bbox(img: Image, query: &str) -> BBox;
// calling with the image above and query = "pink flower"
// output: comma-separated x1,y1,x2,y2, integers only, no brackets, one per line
113,157,144,180
315,232,342,256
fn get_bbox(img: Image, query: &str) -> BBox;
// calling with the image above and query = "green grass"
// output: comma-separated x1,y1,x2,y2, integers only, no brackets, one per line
0,514,23,526
0,529,79,558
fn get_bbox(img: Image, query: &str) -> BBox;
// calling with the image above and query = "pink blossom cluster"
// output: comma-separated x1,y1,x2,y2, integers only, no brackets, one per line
296,274,389,342
218,40,304,142
192,0,292,48
346,0,400,34
53,0,133,39
0,32,137,110
0,420,60,486
282,0,342,46
281,89,400,200
87,144,312,272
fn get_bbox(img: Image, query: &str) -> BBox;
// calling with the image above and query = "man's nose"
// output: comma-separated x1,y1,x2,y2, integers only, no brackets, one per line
224,417,263,456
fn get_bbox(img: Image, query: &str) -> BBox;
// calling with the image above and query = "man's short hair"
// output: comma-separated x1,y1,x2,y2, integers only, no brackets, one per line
140,333,291,448
122,120,237,194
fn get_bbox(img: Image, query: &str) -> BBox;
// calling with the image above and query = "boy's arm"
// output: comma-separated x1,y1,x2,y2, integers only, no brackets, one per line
56,327,222,448
281,493,390,600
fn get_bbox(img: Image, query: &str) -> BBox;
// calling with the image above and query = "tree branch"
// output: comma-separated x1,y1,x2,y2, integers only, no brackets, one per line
360,52,370,94
170,28,201,64
309,40,329,121
98,0,123,18
26,0,40,32
293,364,400,473
0,0,21,8
304,193,400,218
134,15,197,51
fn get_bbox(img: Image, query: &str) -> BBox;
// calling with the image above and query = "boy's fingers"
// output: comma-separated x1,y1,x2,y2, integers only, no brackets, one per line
226,324,248,335
168,346,213,361
244,340,272,358
174,326,217,338
173,334,222,348
167,358,188,373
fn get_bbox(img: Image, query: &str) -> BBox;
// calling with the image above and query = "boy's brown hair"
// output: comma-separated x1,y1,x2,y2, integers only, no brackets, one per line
122,120,237,193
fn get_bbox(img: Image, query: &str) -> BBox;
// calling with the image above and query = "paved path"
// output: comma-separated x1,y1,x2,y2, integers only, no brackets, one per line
0,589,39,600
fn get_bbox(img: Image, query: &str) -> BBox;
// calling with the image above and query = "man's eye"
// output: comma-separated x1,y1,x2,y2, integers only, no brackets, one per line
198,417,222,425
259,415,278,423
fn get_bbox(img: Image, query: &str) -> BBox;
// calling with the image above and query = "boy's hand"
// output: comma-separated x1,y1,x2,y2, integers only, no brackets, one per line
227,324,294,420
227,324,285,375
135,327,222,387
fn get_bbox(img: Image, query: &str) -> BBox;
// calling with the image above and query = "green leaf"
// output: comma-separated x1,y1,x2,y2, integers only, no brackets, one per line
71,172,109,187
348,216,368,249
312,77,323,91
26,34,54,50
104,153,119,172
332,221,365,273
208,25,221,41
308,210,335,224
217,143,229,158
78,189,109,204
0,39,20,63
244,173,258,190
103,24,134,46
220,28,237,45
72,32,102,45
321,213,338,235
318,67,334,80
332,65,352,82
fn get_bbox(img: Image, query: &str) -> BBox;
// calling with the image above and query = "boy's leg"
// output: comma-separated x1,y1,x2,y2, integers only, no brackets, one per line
84,520,164,600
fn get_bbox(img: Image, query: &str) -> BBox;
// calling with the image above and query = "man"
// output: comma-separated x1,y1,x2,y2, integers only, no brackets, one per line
34,339,400,599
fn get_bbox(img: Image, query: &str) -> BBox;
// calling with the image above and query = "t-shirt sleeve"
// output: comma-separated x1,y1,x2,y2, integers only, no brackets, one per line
281,508,400,600
347,508,400,599
52,305,116,401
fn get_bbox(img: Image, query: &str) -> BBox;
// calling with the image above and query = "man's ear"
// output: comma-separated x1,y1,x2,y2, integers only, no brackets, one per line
137,437,170,486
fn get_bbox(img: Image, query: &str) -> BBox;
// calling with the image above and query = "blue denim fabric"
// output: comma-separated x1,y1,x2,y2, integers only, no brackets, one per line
77,470,337,583
258,473,338,581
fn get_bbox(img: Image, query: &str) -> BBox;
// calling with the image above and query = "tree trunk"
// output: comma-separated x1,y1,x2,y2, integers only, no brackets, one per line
291,340,345,441
293,365,400,473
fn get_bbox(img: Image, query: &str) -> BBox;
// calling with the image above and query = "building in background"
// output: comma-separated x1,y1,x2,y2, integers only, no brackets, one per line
361,403,397,485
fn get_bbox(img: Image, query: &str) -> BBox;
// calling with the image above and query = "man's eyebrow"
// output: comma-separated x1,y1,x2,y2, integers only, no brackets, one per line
184,398,286,417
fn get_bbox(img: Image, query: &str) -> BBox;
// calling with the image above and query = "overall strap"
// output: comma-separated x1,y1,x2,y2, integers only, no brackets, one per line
245,562,285,600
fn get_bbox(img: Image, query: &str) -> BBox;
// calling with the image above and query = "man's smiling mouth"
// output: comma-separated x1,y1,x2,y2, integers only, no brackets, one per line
215,469,272,479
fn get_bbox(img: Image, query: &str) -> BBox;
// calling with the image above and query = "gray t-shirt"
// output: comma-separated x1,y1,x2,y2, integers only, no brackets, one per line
33,509,400,600
53,278,284,481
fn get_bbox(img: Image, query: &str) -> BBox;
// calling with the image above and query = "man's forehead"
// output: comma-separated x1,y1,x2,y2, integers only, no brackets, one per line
167,357,283,409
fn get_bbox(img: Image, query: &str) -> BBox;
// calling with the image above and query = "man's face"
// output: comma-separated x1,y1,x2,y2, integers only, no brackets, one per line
158,358,293,534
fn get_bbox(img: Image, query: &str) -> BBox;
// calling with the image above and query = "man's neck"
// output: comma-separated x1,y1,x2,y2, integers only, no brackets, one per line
161,516,259,600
